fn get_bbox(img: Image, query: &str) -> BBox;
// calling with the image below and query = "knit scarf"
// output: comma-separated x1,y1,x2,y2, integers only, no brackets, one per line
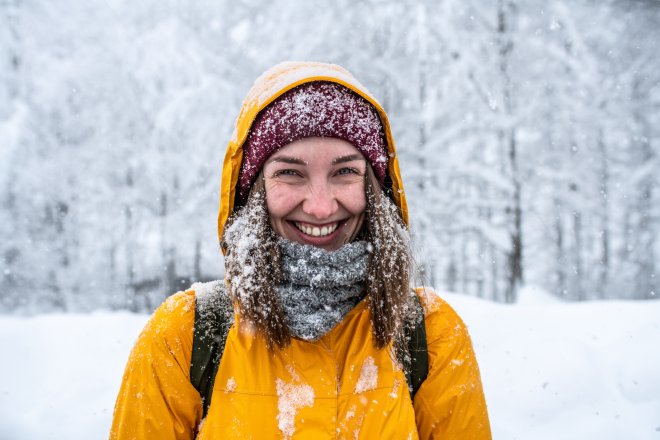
277,239,369,341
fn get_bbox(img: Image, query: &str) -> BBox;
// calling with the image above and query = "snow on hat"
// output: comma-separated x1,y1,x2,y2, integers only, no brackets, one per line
237,81,388,202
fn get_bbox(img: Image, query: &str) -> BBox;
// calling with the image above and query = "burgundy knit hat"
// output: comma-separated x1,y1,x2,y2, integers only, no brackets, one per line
237,81,388,202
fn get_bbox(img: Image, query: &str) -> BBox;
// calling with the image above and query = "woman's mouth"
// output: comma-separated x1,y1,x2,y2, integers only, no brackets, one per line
293,221,339,237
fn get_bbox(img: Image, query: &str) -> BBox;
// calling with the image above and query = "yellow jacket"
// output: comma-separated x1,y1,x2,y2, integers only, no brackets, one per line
110,62,491,439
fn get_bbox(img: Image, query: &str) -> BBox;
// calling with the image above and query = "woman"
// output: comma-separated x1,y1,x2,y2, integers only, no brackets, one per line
110,61,491,439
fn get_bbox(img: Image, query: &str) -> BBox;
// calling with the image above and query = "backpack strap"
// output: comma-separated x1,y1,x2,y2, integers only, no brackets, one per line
404,292,429,399
190,281,234,417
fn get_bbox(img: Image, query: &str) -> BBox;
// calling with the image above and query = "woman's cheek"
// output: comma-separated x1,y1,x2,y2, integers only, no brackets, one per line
342,184,367,215
266,184,300,216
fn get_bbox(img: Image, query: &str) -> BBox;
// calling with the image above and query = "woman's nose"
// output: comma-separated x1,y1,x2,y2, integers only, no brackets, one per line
302,183,338,220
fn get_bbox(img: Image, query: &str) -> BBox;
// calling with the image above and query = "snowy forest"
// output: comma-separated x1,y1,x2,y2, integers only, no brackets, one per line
1,0,659,313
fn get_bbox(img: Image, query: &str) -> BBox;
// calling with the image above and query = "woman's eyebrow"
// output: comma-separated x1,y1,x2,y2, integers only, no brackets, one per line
267,156,307,165
332,154,365,165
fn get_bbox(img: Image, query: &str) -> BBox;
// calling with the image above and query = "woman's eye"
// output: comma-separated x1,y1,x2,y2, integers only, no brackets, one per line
274,169,299,177
336,167,360,176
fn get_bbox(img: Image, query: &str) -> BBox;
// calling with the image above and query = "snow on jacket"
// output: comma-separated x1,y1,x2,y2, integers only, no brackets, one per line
110,62,491,439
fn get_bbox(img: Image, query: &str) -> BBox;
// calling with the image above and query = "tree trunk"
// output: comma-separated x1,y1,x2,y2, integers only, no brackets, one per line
194,238,202,281
498,0,523,303
554,197,566,298
125,168,137,312
572,207,584,300
597,128,610,299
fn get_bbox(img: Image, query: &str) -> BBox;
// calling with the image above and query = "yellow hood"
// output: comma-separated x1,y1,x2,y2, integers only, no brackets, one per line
217,61,408,247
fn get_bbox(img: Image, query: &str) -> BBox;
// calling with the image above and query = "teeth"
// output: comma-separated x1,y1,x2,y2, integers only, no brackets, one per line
295,222,338,237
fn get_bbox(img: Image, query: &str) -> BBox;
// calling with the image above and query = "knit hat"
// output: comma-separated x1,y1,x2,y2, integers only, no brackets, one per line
237,81,388,202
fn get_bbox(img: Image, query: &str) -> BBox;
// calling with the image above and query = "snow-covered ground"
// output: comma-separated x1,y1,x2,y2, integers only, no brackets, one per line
1,287,659,439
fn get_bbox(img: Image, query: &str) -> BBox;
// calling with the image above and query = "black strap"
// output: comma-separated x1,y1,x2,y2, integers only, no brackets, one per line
190,281,233,417
191,283,428,416
405,293,429,399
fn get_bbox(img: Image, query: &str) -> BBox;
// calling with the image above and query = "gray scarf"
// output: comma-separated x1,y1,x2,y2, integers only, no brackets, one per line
278,239,369,341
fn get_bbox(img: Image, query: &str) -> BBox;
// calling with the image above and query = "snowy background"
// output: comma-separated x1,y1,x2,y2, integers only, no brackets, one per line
1,0,659,438
1,0,659,311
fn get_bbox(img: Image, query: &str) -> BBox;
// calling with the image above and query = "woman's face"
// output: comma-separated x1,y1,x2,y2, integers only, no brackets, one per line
263,137,367,251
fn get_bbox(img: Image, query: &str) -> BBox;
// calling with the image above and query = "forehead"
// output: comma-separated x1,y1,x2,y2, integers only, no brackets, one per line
268,137,365,163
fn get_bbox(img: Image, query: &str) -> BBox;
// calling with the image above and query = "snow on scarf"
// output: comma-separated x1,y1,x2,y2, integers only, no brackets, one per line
277,239,369,341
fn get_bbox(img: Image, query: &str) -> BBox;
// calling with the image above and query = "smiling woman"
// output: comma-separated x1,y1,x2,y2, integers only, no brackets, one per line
110,61,492,439
264,137,367,251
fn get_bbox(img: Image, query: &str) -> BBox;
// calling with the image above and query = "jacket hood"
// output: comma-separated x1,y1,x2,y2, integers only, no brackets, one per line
217,61,408,248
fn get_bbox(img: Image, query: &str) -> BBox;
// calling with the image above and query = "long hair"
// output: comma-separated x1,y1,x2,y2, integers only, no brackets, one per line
222,166,413,351
222,177,291,350
363,166,412,350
